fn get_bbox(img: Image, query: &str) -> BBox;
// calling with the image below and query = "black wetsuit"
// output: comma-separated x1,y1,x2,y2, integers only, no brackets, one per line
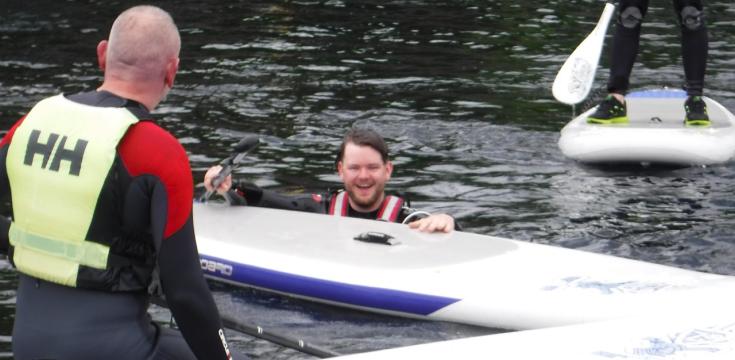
230,182,461,230
607,0,707,95
0,91,233,360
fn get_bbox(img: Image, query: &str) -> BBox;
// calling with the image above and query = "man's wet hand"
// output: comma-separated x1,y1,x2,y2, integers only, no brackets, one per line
204,165,233,195
408,213,454,233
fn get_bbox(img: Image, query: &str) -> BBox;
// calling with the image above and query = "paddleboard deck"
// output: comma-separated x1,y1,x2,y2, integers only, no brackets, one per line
194,202,735,330
334,284,735,359
558,89,735,165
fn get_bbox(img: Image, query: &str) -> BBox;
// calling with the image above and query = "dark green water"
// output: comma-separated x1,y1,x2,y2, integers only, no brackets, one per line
1,0,735,358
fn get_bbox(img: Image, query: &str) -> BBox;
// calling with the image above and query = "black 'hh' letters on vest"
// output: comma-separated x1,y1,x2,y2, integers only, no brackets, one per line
24,129,88,176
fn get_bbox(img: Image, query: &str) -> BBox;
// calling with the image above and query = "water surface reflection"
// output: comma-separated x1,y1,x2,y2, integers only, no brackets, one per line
1,0,735,358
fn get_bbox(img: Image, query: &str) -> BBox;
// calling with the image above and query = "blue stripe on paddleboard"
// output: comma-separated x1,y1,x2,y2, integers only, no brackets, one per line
627,89,687,99
200,254,460,316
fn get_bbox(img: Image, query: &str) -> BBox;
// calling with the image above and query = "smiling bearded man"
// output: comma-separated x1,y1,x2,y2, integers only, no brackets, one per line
205,127,458,233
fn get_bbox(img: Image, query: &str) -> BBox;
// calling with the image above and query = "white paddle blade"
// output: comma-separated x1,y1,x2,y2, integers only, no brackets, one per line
552,2,616,105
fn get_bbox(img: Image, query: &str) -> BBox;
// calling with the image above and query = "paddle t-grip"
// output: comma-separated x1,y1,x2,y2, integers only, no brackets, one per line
233,136,260,154
201,135,260,202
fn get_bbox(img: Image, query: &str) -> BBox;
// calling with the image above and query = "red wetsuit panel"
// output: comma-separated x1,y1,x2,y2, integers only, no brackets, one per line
118,121,193,239
0,116,25,147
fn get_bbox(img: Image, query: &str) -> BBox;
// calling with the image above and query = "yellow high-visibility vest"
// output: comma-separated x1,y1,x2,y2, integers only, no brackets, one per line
6,94,138,287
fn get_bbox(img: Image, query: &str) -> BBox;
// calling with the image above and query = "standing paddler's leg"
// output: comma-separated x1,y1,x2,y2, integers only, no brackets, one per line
588,0,649,125
675,0,710,125
607,0,649,95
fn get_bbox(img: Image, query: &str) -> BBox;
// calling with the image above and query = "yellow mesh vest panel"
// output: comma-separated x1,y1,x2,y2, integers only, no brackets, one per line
6,94,139,287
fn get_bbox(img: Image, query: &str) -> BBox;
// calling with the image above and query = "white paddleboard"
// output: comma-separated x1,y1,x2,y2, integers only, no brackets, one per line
558,89,735,165
335,283,735,359
194,202,735,330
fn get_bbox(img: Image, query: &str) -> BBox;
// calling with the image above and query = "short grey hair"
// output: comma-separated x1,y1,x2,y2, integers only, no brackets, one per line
106,5,180,80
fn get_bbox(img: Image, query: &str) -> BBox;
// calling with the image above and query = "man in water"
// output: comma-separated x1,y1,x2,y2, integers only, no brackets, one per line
587,0,709,126
0,6,235,359
205,128,458,233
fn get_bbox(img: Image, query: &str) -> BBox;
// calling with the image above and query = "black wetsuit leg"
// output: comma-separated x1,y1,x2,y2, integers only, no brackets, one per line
673,0,707,96
12,274,196,360
607,0,649,94
151,326,200,360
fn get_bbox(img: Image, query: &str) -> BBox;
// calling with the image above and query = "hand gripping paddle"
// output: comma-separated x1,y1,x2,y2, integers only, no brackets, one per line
200,136,260,202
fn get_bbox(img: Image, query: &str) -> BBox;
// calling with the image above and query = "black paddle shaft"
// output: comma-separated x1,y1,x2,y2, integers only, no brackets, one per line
202,136,260,202
220,313,341,358
151,297,341,358
212,136,260,189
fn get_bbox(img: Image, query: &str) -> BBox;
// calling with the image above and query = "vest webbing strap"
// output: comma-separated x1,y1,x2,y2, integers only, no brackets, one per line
329,191,349,217
9,223,109,269
376,195,403,222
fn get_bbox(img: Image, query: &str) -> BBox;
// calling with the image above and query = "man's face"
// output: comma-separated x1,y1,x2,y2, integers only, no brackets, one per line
337,142,393,212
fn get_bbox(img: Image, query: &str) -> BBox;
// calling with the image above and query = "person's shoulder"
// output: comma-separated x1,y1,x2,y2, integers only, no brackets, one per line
127,120,176,140
0,116,27,148
122,121,184,153
119,121,191,175
386,191,409,202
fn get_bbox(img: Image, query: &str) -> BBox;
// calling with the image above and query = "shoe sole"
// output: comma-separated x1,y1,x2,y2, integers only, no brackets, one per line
685,119,711,127
586,116,629,125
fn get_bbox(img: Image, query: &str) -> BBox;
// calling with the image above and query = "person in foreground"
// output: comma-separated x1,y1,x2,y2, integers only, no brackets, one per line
0,6,234,360
587,0,709,126
205,128,459,233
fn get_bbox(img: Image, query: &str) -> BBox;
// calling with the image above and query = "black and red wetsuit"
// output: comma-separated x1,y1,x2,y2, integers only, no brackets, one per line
230,182,461,230
0,91,233,360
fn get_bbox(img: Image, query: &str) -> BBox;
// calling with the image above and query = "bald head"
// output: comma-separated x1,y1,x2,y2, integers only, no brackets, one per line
97,5,180,109
105,5,180,82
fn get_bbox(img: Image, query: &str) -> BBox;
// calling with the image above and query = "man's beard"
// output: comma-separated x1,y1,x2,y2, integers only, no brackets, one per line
347,184,384,210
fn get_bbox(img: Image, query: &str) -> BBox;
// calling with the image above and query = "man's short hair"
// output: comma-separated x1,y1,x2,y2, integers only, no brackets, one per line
106,5,180,80
335,128,390,167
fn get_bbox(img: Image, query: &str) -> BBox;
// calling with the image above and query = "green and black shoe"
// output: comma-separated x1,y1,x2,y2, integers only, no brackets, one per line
684,96,710,127
587,95,629,125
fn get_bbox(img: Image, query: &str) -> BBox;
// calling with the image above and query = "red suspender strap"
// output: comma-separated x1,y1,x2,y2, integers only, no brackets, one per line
329,191,349,216
377,195,404,222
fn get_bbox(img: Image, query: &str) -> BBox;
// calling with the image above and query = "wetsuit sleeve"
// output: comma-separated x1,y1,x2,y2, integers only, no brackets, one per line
155,202,232,360
0,117,26,253
120,122,231,360
233,181,327,213
452,216,462,231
